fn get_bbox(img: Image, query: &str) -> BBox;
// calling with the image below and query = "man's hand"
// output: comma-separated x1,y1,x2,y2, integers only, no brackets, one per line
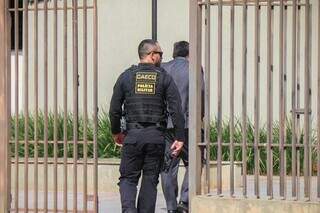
170,140,184,157
113,133,125,147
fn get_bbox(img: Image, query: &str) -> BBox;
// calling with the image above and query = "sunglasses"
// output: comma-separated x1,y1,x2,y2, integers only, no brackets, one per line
149,51,163,58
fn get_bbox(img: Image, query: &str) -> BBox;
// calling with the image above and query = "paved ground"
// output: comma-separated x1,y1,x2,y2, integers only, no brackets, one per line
11,176,319,212
12,192,168,212
101,192,168,213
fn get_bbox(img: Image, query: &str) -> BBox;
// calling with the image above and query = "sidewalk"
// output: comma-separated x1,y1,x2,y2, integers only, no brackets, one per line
101,192,168,212
12,192,168,212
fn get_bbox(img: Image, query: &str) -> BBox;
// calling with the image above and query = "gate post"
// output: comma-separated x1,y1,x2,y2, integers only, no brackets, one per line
0,0,11,212
189,0,202,199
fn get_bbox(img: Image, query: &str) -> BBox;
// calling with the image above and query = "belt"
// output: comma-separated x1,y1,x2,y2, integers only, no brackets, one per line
126,122,165,130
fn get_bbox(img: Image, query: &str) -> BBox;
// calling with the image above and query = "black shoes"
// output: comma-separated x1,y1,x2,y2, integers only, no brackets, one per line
167,201,188,213
177,201,188,213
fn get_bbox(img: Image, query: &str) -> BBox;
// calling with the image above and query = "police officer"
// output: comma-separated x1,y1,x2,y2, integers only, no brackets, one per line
161,41,203,213
109,39,185,213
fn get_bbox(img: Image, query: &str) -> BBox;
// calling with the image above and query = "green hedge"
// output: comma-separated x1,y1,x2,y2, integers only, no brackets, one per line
10,111,318,175
208,118,318,175
10,110,120,159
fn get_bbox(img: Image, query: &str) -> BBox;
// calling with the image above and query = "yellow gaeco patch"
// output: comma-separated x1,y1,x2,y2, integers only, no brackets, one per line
135,72,157,95
136,73,157,81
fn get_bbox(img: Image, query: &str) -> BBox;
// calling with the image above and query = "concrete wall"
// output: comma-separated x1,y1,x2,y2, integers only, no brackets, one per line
10,0,320,124
11,159,241,193
191,196,320,213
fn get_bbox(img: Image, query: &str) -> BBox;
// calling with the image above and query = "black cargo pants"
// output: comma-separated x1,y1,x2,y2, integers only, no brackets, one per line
118,127,165,213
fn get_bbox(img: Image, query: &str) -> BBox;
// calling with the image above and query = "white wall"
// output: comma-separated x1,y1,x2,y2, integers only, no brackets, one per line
10,53,23,114
206,1,320,124
11,0,320,125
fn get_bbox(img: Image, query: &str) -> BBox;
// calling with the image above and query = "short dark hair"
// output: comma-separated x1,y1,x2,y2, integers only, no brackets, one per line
173,41,189,58
138,39,158,59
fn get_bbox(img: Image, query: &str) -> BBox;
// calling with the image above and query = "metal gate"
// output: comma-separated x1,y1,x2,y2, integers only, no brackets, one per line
189,0,319,202
0,0,99,212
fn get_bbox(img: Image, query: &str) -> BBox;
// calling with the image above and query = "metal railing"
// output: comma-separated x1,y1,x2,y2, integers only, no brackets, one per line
189,0,319,202
0,0,11,211
0,0,99,212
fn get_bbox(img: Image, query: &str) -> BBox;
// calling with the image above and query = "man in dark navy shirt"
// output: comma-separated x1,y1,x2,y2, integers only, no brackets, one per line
109,39,185,213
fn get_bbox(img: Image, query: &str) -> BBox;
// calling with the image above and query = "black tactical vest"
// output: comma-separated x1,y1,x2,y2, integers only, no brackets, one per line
124,65,167,124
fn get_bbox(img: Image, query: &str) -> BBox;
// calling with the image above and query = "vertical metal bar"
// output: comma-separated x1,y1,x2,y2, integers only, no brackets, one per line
204,0,211,194
254,0,260,198
296,1,301,199
152,0,157,40
317,0,320,199
267,0,273,199
0,0,5,210
291,0,297,199
283,1,288,199
63,0,68,212
33,0,39,212
93,0,99,211
83,0,88,212
279,0,285,199
217,0,223,196
189,0,202,198
0,0,10,211
14,0,19,211
229,0,235,197
23,0,29,211
308,5,312,203
6,5,11,210
304,0,310,200
53,0,58,211
271,0,274,199
72,0,79,211
43,0,49,211
242,0,248,198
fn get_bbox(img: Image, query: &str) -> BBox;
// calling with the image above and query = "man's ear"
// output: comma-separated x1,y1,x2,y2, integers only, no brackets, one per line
151,54,156,63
